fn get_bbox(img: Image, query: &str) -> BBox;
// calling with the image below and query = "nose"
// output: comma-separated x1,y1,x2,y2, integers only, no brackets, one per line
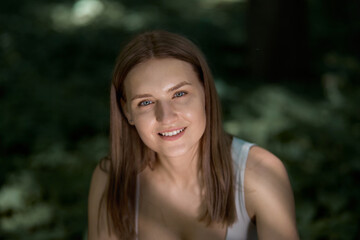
155,100,178,124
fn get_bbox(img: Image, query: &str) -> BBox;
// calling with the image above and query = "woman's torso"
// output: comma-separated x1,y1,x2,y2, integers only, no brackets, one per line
136,138,257,240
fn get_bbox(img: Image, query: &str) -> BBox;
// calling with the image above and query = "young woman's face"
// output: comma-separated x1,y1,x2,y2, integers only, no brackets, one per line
123,58,206,159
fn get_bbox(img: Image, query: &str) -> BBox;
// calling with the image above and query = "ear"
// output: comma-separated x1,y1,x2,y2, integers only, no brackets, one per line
121,98,134,125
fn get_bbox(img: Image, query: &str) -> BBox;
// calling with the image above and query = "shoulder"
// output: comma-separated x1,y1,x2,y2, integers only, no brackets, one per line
244,146,299,240
91,158,111,187
246,146,290,187
88,158,111,206
88,160,118,240
244,146,289,218
89,163,109,201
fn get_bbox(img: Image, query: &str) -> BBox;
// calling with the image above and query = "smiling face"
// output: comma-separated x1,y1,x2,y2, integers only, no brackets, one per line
122,58,206,160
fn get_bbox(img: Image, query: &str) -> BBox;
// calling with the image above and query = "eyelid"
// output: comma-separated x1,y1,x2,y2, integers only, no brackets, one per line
138,99,153,107
136,90,188,107
173,90,188,98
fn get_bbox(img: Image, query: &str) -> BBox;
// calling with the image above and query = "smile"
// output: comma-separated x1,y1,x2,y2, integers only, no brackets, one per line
158,128,186,137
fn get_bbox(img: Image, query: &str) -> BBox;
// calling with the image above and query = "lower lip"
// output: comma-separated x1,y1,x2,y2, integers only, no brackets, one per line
159,128,186,141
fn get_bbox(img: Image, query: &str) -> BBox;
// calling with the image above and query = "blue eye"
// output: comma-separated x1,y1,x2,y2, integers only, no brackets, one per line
139,100,152,106
174,91,186,98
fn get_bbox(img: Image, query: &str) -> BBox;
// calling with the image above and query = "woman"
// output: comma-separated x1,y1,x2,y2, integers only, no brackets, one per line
88,30,299,240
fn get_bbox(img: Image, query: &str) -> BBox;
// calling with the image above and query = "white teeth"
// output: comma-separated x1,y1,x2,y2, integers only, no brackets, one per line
159,128,185,137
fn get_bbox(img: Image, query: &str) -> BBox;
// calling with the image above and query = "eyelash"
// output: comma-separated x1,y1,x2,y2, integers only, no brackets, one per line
138,91,187,107
138,100,153,107
173,91,187,98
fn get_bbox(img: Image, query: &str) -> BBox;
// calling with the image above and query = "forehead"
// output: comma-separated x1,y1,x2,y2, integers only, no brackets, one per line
124,58,200,95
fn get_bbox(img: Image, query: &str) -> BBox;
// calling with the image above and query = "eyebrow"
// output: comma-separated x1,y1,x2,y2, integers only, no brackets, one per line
167,81,192,93
130,93,153,101
130,81,192,101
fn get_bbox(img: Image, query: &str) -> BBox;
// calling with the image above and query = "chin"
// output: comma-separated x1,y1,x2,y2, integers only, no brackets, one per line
156,142,200,159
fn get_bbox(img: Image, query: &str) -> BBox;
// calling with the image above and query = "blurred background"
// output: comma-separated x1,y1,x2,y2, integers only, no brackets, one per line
1,0,359,239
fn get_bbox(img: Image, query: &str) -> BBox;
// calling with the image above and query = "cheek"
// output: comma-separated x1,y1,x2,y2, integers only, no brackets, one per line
133,122,154,148
133,112,156,137
184,99,206,126
195,98,207,132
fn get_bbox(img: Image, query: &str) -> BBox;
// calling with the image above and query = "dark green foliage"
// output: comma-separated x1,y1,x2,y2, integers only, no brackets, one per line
0,0,359,239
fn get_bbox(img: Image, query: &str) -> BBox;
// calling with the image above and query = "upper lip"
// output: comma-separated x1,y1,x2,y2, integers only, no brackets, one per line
158,127,186,134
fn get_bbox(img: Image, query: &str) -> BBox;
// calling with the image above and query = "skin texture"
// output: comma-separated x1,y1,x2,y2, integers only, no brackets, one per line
122,58,206,164
124,58,225,239
245,146,299,240
87,58,299,240
88,163,118,240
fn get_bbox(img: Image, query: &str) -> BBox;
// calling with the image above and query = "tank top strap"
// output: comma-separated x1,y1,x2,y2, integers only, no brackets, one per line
226,137,258,240
231,138,254,169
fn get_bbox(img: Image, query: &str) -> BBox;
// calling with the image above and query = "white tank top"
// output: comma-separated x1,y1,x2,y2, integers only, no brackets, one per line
135,137,258,240
226,137,258,239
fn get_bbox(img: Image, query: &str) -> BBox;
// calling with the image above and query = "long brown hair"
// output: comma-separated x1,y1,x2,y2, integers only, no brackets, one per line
103,30,236,238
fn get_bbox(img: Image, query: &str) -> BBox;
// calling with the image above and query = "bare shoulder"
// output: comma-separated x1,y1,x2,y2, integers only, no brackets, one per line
90,160,110,191
246,146,290,185
245,146,299,240
88,160,118,240
88,159,111,209
89,163,109,202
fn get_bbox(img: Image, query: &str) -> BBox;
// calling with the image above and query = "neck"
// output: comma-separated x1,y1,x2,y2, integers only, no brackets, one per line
153,147,201,190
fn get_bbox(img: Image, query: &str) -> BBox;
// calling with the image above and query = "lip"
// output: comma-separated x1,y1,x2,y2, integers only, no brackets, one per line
158,127,186,141
158,127,185,134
